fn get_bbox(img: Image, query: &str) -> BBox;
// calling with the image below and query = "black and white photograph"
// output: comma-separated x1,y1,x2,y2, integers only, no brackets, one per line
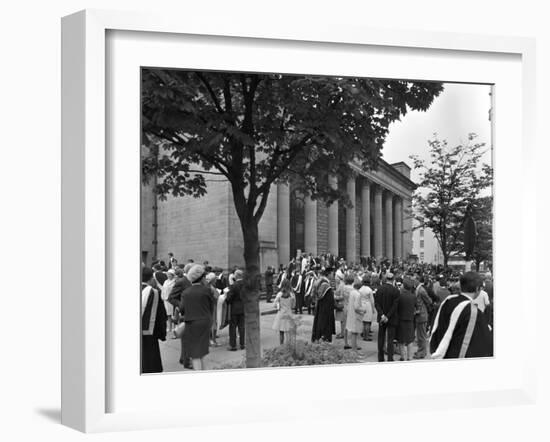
140,69,494,373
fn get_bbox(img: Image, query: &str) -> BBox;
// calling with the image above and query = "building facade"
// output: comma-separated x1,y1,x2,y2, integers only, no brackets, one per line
141,159,416,271
412,222,444,265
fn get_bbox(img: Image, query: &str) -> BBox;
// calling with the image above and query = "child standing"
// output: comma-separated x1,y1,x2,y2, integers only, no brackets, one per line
272,280,296,345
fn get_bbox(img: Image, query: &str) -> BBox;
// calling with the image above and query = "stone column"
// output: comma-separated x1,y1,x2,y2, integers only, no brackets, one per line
327,175,339,255
277,183,290,265
394,197,403,260
373,186,383,260
402,198,413,259
346,177,356,263
384,192,394,261
304,196,317,256
361,180,371,258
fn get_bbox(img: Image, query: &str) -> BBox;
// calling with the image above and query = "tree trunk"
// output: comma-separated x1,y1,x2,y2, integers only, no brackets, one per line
241,219,262,368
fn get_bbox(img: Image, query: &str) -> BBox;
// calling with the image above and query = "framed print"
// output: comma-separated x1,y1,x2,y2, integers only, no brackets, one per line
61,9,537,433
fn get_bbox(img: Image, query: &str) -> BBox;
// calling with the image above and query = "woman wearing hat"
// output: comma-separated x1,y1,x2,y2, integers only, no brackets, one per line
180,264,216,370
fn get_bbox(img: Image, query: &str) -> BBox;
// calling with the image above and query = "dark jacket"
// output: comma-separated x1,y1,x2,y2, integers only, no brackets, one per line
180,284,214,322
397,288,416,322
264,268,274,286
168,276,191,308
214,274,227,292
415,284,433,323
226,279,245,316
374,282,400,326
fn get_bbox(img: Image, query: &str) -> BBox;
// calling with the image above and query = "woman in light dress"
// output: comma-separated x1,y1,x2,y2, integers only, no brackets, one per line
204,272,220,346
359,275,375,341
160,269,177,334
346,278,366,351
335,272,354,348
272,280,296,345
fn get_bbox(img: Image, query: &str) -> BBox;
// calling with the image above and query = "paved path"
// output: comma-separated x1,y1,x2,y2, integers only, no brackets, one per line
159,300,421,372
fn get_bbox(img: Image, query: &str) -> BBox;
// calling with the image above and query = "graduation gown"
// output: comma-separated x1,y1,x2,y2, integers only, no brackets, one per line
430,294,493,359
291,273,304,310
142,283,167,373
311,288,336,342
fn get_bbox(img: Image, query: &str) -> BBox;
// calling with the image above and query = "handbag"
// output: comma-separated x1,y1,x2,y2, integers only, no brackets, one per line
174,321,186,339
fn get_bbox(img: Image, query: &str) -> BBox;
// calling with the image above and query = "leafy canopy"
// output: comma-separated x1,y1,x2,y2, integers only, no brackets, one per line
463,195,493,266
142,70,443,224
411,134,492,263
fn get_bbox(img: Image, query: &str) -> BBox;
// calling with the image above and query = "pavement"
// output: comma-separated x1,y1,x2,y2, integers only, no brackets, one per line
159,299,421,372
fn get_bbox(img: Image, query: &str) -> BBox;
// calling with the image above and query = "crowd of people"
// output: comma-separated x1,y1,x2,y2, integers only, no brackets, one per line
141,251,494,373
142,254,255,372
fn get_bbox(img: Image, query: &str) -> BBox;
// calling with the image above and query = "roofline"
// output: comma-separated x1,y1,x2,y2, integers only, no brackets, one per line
377,158,417,190
390,161,412,169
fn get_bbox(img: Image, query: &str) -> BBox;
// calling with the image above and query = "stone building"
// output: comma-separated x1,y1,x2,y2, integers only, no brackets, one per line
412,222,444,265
141,159,416,271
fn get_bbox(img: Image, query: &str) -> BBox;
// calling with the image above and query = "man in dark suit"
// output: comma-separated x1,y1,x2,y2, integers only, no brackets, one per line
374,273,400,362
414,276,433,359
167,252,178,269
168,267,192,367
225,270,245,351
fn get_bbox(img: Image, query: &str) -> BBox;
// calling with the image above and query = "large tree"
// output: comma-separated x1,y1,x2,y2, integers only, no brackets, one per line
141,70,443,367
463,195,493,271
411,134,492,267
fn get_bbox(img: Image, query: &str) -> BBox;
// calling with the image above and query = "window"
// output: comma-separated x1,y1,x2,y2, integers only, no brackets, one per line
420,228,424,238
420,239,425,248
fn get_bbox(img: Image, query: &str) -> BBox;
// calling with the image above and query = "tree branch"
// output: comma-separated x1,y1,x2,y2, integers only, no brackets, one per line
253,187,271,224
259,133,314,193
145,129,232,178
187,169,226,176
222,76,233,115
195,72,224,114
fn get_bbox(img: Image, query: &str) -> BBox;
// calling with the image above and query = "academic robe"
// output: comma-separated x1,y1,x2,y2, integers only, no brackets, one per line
141,283,167,373
430,294,493,359
311,287,336,342
290,273,304,311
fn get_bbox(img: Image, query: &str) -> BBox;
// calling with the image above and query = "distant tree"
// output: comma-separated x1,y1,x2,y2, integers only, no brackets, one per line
411,134,492,268
142,70,443,367
464,195,493,271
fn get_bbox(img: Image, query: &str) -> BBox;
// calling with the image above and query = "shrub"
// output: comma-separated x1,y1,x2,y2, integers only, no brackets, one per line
211,359,245,370
262,340,362,367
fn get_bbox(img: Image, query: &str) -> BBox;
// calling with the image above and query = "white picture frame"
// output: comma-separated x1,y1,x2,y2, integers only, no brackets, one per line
61,9,537,433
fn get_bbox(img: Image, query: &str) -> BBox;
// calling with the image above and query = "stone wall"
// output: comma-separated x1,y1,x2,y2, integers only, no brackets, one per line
140,182,156,265
155,180,230,269
258,184,279,269
316,202,328,254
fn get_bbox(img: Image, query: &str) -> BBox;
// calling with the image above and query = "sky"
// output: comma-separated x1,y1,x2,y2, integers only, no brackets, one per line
381,82,493,184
